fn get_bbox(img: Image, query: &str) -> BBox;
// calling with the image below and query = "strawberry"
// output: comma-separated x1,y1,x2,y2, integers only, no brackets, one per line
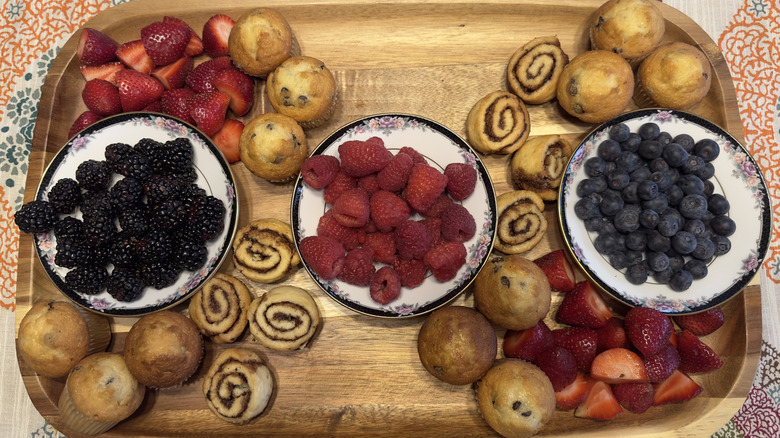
405,164,450,212
555,280,612,328
643,341,680,383
673,307,725,336
624,307,674,357
573,378,623,420
590,347,648,383
324,171,357,205
338,139,394,178
212,68,255,116
423,241,466,282
612,382,654,414
143,100,162,112
211,118,244,163
163,16,204,57
676,330,723,373
77,28,119,66
534,345,578,392
317,210,361,251
68,111,102,138
369,266,402,305
533,249,576,292
444,162,477,201
186,56,233,93
669,331,678,348
187,91,230,136
596,316,630,351
298,235,346,281
555,371,589,410
652,369,702,405
115,69,164,112
338,247,376,286
370,190,411,232
552,327,598,372
141,21,190,66
503,319,555,362
116,40,154,74
151,56,193,90
332,188,371,228
79,61,125,85
81,79,122,116
393,258,427,288
377,152,414,192
160,88,196,124
202,14,235,58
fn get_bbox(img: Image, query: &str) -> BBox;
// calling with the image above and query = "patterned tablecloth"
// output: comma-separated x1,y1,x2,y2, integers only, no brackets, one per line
0,0,778,436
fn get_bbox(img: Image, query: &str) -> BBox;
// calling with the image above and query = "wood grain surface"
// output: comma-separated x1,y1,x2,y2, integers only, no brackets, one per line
15,0,760,436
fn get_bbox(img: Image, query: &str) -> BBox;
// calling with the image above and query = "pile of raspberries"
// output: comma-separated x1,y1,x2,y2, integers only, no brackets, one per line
298,136,479,306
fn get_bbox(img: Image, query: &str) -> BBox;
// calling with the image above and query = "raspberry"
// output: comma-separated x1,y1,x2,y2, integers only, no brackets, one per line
424,241,466,282
332,188,370,228
299,235,346,281
317,210,360,251
363,232,397,265
370,190,411,232
397,146,427,165
405,164,448,212
420,217,442,248
324,171,357,205
444,163,477,201
393,258,427,288
377,152,413,192
419,193,454,218
337,139,393,177
394,220,432,260
337,247,376,286
440,204,476,243
357,173,381,195
369,266,401,305
301,154,340,189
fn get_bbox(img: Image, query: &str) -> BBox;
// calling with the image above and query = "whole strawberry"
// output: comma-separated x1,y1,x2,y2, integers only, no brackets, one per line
624,306,674,357
141,21,190,66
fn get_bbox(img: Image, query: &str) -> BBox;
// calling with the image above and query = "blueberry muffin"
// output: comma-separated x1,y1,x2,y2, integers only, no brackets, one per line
266,56,338,129
239,113,308,182
590,0,666,66
636,42,712,109
228,8,300,77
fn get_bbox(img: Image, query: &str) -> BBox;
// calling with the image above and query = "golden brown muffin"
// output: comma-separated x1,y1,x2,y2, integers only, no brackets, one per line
232,218,300,283
556,50,635,124
202,348,274,425
123,311,204,388
466,90,531,155
636,42,712,109
247,285,321,351
228,8,300,77
17,300,110,378
473,255,551,331
58,352,145,435
476,359,556,438
493,190,547,254
188,273,253,343
590,0,666,65
417,305,497,385
239,113,308,182
267,56,338,129
507,36,570,104
510,135,573,201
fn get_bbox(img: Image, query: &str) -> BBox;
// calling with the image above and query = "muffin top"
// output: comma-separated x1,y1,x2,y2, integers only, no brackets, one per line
638,42,712,109
228,8,295,77
67,352,145,423
267,56,337,125
18,301,90,378
239,113,308,182
590,0,666,60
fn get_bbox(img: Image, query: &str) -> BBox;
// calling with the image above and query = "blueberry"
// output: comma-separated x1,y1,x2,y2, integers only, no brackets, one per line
599,189,624,216
681,155,706,175
673,134,695,152
609,123,631,142
639,209,660,229
585,216,607,232
626,263,649,284
647,251,671,272
638,122,660,140
656,132,673,146
665,184,685,206
669,270,693,292
625,250,644,266
678,194,708,219
708,194,730,215
609,252,630,270
574,198,600,220
630,166,652,182
642,192,668,213
649,171,673,191
621,181,640,203
576,179,597,197
606,169,631,190
657,214,680,237
585,191,603,206
598,139,622,161
694,138,720,161
662,143,690,168
625,231,647,251
710,215,736,236
682,218,706,236
604,161,617,174
684,259,708,280
621,133,642,152
649,157,669,173
702,178,715,196
615,150,640,173
666,250,686,272
671,231,697,254
711,235,732,256
590,176,608,193
667,167,681,185
691,237,716,260
653,268,674,284
646,230,671,252
614,208,640,233
594,232,621,255
638,140,664,160
637,180,659,201
677,174,705,195
697,162,715,180
584,156,607,177
662,207,684,225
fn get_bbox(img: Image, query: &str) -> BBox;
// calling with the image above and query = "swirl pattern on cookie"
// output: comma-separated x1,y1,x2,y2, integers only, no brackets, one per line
466,91,530,155
188,274,253,343
248,286,321,351
507,36,570,104
202,348,273,425
494,190,547,254
510,135,573,201
232,218,299,284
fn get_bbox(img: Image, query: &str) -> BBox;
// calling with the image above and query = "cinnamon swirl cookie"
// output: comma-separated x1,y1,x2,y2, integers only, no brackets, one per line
248,285,321,351
189,274,253,343
507,36,570,104
494,190,547,254
233,218,300,284
510,135,573,201
466,91,530,155
202,348,274,425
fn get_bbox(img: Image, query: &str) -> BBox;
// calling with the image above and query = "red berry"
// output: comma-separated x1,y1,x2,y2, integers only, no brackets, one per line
324,171,357,205
377,152,414,192
141,21,190,66
211,119,244,164
81,79,122,116
370,190,411,233
212,68,255,116
444,162,477,201
68,111,102,138
552,327,599,372
423,241,466,282
590,348,649,384
202,14,235,58
187,90,230,136
652,369,702,405
533,249,576,292
79,61,125,85
612,382,654,414
574,378,623,420
672,307,725,336
503,319,555,362
439,203,476,243
397,146,427,165
160,88,196,124
317,210,361,251
534,345,578,392
151,56,193,90
186,56,233,93
362,232,397,265
625,307,674,357
555,371,589,411
394,220,432,260
676,330,723,373
77,28,119,66
332,188,371,228
357,174,381,195
393,258,427,288
405,164,449,212
555,280,613,328
420,217,442,248
643,341,680,383
337,247,376,286
338,139,393,177
301,155,340,189
115,69,164,112
162,16,204,57
369,266,402,305
418,193,454,218
116,40,154,74
299,235,346,281
596,316,630,351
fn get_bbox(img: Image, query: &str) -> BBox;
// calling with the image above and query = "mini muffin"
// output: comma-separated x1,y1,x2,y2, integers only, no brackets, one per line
58,352,145,435
636,42,712,109
123,310,204,388
473,255,551,331
228,8,300,77
556,50,634,124
202,348,274,424
188,273,253,343
476,359,556,438
267,56,338,129
17,300,110,378
239,113,308,182
466,91,530,155
590,0,666,66
417,305,497,385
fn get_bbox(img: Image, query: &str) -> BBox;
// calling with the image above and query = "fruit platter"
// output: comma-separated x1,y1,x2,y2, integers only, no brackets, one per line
14,0,762,437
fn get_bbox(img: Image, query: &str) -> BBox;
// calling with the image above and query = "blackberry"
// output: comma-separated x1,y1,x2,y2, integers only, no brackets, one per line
175,240,208,271
178,183,207,211
148,198,187,231
185,195,226,241
170,167,198,184
108,232,139,268
15,200,58,234
48,178,82,214
118,207,149,237
104,142,135,173
134,137,164,159
75,159,111,191
121,153,154,180
54,238,94,268
135,228,173,262
140,260,179,289
80,190,115,219
83,213,117,247
107,267,145,302
144,175,182,206
155,138,194,176
65,265,108,295
53,216,85,240
110,176,144,210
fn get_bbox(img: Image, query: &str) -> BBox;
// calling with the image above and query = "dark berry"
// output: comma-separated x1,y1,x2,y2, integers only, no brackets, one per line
682,219,706,237
118,208,149,237
638,140,663,160
639,209,660,229
708,194,730,215
630,166,651,183
599,189,624,216
144,175,182,206
104,142,135,173
711,235,732,256
576,179,597,197
656,132,673,146
697,162,715,180
574,198,600,220
65,266,108,295
134,137,164,159
121,153,154,180
80,190,114,219
140,260,179,289
657,214,680,237
135,228,174,262
642,192,668,213
594,232,622,255
653,268,674,284
662,143,689,168
647,251,670,272
677,174,704,195
83,213,117,247
626,263,649,284
110,176,144,210
615,151,640,172
175,240,208,271
598,139,622,161
649,171,673,191
669,270,693,292
666,251,686,272
75,159,111,191
691,237,715,260
665,184,684,206
710,215,736,236
638,123,660,140
673,134,695,152
609,252,630,270
671,231,697,255
14,200,58,234
607,169,630,190
54,238,94,268
107,267,145,302
684,259,708,280
53,216,85,240
584,157,607,177
609,123,631,142
694,138,720,161
185,195,226,242
625,231,647,251
681,155,705,175
646,230,671,253
48,178,82,214
621,181,640,204
108,232,139,268
678,194,707,220
636,180,658,201
148,198,188,231
614,208,640,233
648,157,669,173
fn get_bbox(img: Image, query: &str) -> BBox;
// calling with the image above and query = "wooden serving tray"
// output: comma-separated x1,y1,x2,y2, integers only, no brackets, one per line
16,0,761,436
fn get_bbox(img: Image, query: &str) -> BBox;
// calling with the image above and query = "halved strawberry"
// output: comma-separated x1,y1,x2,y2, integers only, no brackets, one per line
552,327,598,372
534,249,576,292
212,68,255,116
163,16,204,57
212,119,244,163
77,28,119,66
161,88,196,124
625,307,674,358
188,91,230,136
676,330,723,373
555,371,589,410
534,345,578,392
143,100,162,112
115,69,164,112
68,111,102,138
141,21,190,66
574,378,623,420
643,341,680,383
612,382,654,414
503,319,555,362
186,56,234,93
596,316,630,352
202,14,235,58
81,79,122,116
151,56,193,90
555,280,612,328
673,307,725,336
590,347,648,384
116,40,154,74
652,369,702,405
79,61,125,85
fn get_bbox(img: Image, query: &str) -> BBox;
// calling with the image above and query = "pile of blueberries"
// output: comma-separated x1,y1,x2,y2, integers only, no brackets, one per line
573,121,734,291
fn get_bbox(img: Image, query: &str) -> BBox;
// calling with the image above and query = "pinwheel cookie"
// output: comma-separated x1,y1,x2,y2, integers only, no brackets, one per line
232,218,300,283
510,135,573,201
188,273,254,343
248,285,321,351
493,190,547,254
202,348,274,425
507,36,570,104
466,91,530,155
